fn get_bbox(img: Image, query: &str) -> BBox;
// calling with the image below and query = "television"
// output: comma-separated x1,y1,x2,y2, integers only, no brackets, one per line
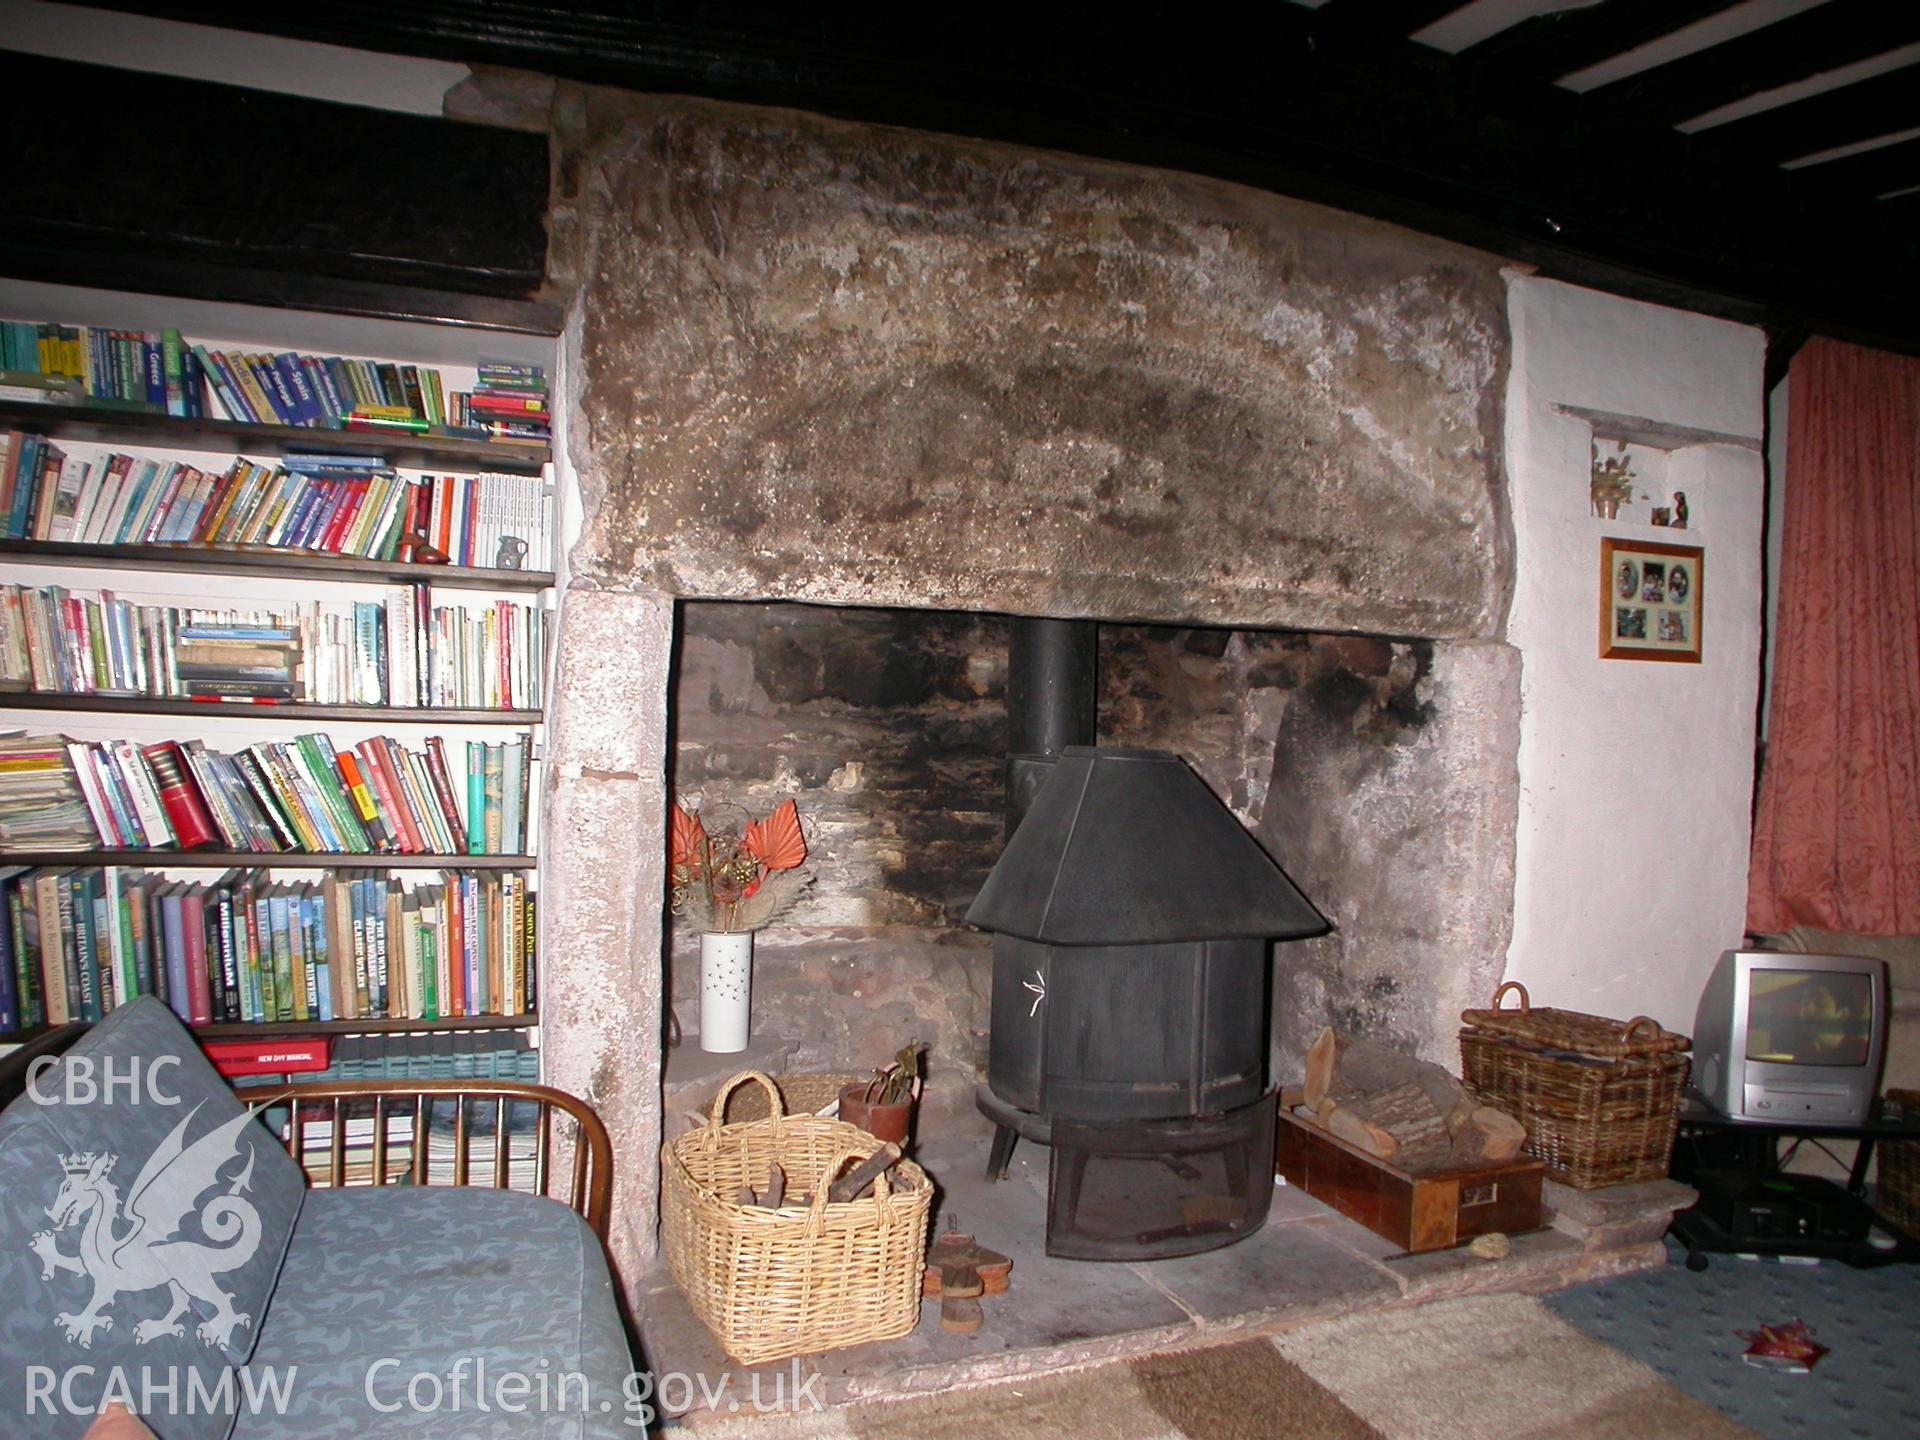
1692,949,1890,1124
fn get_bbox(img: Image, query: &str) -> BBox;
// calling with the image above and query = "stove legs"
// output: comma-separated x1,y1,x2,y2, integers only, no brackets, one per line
985,1123,1019,1181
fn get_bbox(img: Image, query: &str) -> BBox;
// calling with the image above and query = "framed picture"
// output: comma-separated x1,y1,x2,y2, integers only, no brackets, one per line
1600,537,1702,663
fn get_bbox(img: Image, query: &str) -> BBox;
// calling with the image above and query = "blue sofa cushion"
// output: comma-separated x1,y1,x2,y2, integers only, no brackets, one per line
5,1006,303,1367
235,1186,633,1439
0,998,307,1439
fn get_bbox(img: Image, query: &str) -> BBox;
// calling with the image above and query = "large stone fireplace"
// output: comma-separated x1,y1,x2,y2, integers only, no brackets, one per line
478,79,1533,1282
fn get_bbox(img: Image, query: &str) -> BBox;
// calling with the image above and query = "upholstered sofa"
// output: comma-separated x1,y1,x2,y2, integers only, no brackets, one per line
0,997,633,1439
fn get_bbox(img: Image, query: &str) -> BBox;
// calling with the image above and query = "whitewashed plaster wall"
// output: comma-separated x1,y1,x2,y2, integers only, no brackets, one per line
1504,275,1766,1033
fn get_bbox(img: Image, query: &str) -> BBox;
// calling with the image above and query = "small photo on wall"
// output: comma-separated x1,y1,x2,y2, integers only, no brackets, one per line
1600,537,1703,663
1641,562,1666,604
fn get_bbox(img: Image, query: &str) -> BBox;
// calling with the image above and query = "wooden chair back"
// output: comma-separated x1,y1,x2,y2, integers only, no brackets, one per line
242,1078,614,1240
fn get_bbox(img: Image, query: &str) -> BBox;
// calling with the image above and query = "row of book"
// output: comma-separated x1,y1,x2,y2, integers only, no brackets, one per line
0,436,556,572
0,731,539,858
0,865,536,1032
0,584,548,711
1,319,549,448
222,1030,536,1084
0,324,210,418
262,1102,542,1191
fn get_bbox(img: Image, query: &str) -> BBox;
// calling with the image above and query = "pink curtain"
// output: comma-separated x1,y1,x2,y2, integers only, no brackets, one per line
1749,337,1920,935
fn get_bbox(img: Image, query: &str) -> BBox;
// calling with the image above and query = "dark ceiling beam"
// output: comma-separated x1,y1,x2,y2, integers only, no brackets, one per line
1301,0,1474,36
1580,4,1920,134
1791,133,1920,199
1458,0,1739,88
49,0,1920,355
1692,62,1920,165
1879,189,1920,221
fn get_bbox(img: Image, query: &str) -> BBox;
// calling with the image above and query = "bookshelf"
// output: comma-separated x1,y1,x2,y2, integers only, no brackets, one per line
0,851,536,870
0,400,549,475
0,539,552,592
0,692,542,724
0,281,559,1051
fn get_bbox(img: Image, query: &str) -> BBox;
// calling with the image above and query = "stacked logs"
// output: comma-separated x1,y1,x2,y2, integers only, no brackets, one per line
1300,1028,1526,1174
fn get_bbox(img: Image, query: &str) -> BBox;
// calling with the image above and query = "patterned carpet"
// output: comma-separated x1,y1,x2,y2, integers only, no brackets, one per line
1547,1243,1920,1440
678,1294,1759,1439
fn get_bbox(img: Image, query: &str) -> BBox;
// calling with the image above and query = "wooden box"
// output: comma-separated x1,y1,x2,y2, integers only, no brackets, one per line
1274,1090,1545,1253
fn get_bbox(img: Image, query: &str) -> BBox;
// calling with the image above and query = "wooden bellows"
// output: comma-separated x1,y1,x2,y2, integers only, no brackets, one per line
1302,1028,1526,1174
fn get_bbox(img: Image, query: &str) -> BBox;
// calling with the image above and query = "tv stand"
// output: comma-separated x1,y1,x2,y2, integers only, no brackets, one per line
1668,1092,1920,1269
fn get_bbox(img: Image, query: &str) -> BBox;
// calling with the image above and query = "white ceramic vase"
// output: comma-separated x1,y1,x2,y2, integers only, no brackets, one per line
700,930,754,1053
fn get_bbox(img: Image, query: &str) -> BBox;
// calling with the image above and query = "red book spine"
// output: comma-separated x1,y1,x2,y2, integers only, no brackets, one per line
319,478,368,554
356,739,423,854
373,738,432,854
181,888,213,1026
204,1037,332,1077
467,393,548,415
444,878,465,1017
422,735,468,842
141,741,220,849
434,476,456,559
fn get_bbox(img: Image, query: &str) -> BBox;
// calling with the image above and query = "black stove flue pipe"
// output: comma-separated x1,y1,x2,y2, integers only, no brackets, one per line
1005,617,1098,835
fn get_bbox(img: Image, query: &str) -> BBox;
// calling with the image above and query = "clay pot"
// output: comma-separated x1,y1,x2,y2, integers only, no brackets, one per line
838,1083,913,1145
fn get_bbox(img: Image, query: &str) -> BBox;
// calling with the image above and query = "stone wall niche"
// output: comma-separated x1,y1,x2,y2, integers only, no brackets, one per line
521,83,1524,1271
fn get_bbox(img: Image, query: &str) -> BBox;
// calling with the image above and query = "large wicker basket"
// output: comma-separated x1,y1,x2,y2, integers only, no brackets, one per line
662,1071,932,1364
1879,1088,1920,1237
1460,982,1690,1190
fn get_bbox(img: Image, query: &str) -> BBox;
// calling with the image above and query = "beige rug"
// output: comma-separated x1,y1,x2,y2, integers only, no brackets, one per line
677,1294,1758,1439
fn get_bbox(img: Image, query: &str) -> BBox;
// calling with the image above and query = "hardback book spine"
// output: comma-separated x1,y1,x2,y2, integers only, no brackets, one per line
267,889,296,1022
324,875,355,1021
248,884,274,1021
111,741,176,849
466,743,485,854
36,870,72,1026
332,748,395,852
160,886,191,1023
358,739,421,853
423,735,467,841
0,882,16,1032
67,871,98,1023
212,874,241,1023
400,750,454,853
482,743,504,855
141,742,219,849
443,875,465,1017
180,885,212,1026
7,872,42,1029
125,876,152,1003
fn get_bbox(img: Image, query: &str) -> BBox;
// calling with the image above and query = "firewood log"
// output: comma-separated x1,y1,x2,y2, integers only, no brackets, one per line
1304,1027,1524,1174
1447,1105,1527,1166
1324,1102,1399,1159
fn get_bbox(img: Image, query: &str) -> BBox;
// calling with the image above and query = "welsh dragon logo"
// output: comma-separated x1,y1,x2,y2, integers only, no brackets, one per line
30,1101,263,1351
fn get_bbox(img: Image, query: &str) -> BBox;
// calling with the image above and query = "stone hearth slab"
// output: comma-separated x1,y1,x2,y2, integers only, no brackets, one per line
642,1128,1673,1426
1142,1209,1400,1328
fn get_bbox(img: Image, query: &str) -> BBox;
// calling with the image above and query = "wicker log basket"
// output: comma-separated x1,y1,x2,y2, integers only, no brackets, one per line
662,1070,932,1365
1460,981,1690,1190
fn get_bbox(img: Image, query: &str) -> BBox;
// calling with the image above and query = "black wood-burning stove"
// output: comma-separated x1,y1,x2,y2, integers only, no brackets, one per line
967,744,1325,1260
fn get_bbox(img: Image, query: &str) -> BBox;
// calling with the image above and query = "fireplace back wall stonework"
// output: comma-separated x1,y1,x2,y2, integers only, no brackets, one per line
502,82,1532,1277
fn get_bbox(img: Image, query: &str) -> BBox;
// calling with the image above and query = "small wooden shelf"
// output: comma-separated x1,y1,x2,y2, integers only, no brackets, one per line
0,850,535,870
0,691,541,724
0,538,553,592
0,399,550,474
196,1014,535,1039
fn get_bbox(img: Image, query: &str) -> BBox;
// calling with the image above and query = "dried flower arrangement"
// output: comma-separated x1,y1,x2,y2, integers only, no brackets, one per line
670,798,813,933
1590,440,1639,517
